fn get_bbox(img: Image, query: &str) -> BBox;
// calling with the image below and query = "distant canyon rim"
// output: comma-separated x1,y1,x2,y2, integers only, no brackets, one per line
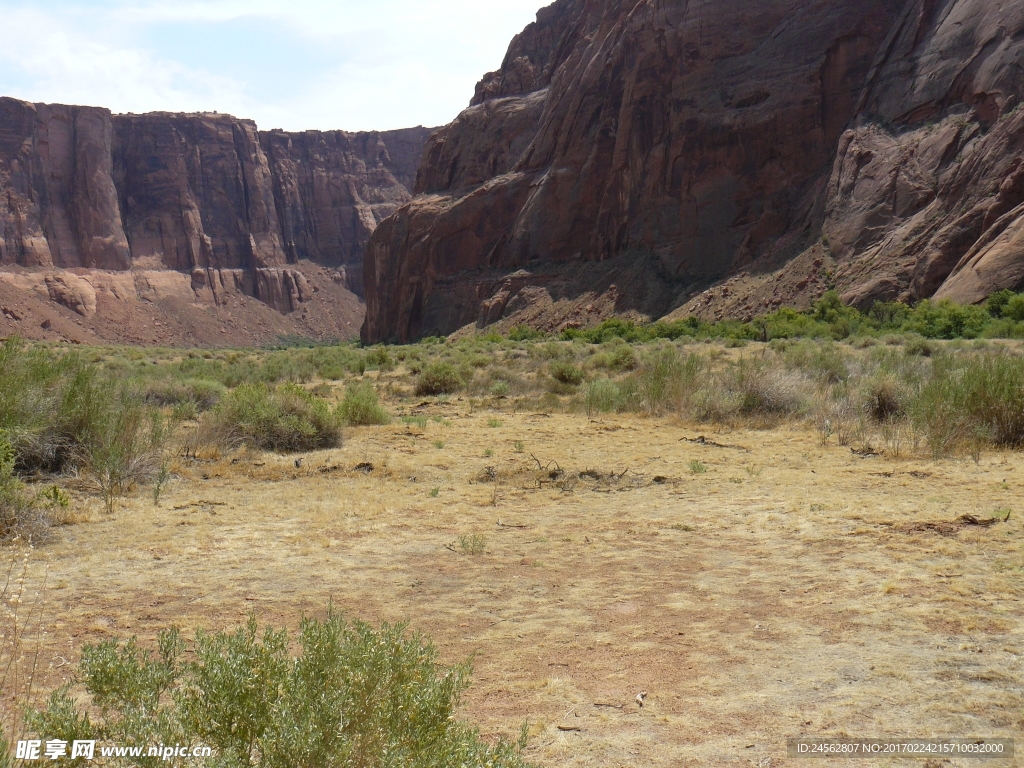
4,0,1024,347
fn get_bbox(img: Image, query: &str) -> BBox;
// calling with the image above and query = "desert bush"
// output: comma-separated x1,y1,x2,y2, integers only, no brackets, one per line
633,348,704,415
911,353,1024,454
863,376,907,422
0,338,90,472
338,383,390,426
730,360,806,418
143,378,226,411
80,390,170,514
549,360,584,386
0,435,53,543
206,384,341,453
415,362,464,396
583,379,622,416
364,346,395,371
0,340,168,512
903,335,934,357
24,613,532,768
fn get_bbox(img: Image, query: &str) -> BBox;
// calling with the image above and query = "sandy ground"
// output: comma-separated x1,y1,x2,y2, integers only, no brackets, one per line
2,407,1022,767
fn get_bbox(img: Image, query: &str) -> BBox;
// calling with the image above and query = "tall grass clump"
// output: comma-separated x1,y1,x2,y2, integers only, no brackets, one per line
23,613,533,768
911,353,1024,456
205,384,341,453
0,339,168,515
79,390,170,514
0,338,91,472
338,383,390,426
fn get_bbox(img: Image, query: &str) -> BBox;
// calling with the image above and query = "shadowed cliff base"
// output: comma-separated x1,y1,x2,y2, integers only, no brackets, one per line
362,0,1024,343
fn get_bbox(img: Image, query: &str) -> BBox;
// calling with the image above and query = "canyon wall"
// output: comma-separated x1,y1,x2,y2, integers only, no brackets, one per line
0,97,431,343
363,0,1024,342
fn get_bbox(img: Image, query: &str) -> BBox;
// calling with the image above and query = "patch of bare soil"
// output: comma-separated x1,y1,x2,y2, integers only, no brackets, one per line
4,412,1023,766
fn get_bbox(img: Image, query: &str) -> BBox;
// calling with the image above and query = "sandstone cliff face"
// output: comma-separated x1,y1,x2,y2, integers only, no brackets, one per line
0,99,131,270
363,0,1024,342
0,96,432,334
261,126,432,297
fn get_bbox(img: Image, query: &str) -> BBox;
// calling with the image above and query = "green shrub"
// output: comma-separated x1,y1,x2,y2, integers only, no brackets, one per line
80,390,169,514
207,384,341,453
549,361,584,386
912,353,1024,454
338,383,390,427
584,379,622,415
24,613,533,768
507,325,544,341
364,346,395,371
415,362,464,396
1002,294,1024,322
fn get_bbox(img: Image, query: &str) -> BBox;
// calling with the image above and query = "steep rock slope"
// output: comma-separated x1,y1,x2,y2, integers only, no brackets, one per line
363,0,1024,342
0,98,431,343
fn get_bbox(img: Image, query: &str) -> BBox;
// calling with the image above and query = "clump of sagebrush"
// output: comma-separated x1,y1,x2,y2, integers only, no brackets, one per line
204,383,341,453
415,361,465,396
23,613,533,768
338,382,390,426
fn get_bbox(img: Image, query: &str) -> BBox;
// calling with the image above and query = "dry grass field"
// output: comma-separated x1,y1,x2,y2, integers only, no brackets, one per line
3,398,1022,766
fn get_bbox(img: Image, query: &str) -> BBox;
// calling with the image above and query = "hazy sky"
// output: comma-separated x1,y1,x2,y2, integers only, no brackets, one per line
0,0,545,131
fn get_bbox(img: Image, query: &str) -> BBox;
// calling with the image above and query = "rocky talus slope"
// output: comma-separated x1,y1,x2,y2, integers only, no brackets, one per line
362,0,1024,343
0,97,432,345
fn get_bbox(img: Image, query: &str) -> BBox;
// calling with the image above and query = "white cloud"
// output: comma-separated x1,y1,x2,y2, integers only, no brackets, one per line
0,0,545,130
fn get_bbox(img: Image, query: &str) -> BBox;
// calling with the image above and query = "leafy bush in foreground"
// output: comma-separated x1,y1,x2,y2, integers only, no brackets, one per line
206,384,341,453
24,613,532,768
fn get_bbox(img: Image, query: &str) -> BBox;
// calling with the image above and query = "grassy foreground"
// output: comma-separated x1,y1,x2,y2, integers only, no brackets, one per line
1,292,1024,765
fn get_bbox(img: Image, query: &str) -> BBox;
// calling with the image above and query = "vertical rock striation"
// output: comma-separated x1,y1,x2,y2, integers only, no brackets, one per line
0,96,433,317
0,98,131,270
362,0,1024,342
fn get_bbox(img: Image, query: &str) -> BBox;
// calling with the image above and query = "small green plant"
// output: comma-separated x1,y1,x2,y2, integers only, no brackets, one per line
484,448,494,458
487,418,503,428
152,460,171,507
433,439,445,449
490,380,511,397
338,382,390,426
689,459,708,474
402,415,429,429
458,533,487,555
514,441,525,453
430,487,440,498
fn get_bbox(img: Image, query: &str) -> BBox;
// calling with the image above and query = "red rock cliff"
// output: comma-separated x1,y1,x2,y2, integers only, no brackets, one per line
362,0,1024,342
0,97,432,323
